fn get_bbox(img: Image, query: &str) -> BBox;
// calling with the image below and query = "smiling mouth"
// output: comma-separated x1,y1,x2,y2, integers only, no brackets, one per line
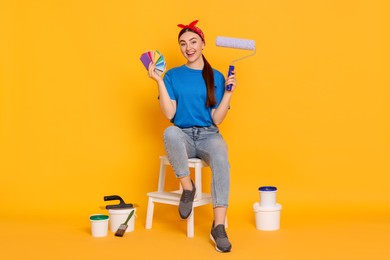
186,51,195,56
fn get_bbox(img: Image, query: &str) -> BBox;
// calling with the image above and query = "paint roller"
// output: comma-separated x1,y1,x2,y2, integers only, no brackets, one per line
216,36,256,90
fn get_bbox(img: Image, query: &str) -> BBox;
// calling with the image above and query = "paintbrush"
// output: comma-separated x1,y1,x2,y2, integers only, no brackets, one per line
114,209,135,237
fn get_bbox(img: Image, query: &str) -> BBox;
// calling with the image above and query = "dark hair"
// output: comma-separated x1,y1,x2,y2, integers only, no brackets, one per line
202,55,216,107
178,28,216,107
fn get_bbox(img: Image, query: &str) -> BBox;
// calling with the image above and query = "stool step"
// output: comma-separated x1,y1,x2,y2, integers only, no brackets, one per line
147,191,212,208
147,191,212,202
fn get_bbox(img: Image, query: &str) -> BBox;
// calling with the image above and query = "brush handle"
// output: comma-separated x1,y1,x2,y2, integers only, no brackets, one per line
124,210,135,225
226,65,235,91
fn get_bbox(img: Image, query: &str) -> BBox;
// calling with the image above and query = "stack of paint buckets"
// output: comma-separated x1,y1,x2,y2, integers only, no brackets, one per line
253,186,282,231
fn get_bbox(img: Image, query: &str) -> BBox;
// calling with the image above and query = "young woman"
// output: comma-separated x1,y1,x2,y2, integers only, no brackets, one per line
147,20,236,253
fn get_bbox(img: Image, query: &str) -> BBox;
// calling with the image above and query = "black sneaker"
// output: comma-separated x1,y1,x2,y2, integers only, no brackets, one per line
210,222,232,253
178,180,196,219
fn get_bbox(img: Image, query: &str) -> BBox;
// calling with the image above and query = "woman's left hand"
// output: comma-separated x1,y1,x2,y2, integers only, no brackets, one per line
225,71,237,92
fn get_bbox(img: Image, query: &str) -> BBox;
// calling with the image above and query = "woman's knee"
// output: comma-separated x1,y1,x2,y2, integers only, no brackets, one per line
163,126,182,142
211,153,229,169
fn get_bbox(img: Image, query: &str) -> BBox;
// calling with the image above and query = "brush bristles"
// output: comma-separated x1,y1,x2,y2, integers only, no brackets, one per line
115,224,127,237
216,36,256,50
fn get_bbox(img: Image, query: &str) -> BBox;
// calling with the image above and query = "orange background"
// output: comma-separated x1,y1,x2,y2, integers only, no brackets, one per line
1,0,389,259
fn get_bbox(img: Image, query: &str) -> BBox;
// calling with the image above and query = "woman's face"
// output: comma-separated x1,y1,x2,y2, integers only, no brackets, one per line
178,31,205,66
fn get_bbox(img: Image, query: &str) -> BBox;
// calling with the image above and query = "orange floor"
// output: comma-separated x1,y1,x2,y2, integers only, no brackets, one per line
1,204,389,260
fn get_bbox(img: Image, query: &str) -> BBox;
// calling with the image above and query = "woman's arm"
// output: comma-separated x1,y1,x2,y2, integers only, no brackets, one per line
211,72,236,125
148,64,176,120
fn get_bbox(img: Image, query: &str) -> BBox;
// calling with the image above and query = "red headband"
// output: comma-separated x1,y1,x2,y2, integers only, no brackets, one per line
177,20,205,43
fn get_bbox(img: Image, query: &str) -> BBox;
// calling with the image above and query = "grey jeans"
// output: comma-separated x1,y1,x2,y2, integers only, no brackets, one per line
163,125,230,208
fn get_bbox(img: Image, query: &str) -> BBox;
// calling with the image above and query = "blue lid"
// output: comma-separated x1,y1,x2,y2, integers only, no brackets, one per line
258,186,277,192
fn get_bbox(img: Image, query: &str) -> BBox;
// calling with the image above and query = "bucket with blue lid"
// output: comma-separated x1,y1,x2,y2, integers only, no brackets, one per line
253,186,282,231
258,186,277,207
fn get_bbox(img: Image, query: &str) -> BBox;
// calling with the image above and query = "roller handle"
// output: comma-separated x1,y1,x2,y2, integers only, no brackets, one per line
226,65,235,91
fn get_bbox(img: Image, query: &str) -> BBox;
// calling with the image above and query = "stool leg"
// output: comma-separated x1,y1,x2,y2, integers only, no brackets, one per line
145,197,154,229
157,158,167,192
187,210,194,238
194,162,202,200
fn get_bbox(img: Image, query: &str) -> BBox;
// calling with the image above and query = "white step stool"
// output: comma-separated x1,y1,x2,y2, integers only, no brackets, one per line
145,156,212,237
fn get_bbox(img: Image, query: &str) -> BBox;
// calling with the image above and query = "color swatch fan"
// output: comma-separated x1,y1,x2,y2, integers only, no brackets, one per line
140,50,166,76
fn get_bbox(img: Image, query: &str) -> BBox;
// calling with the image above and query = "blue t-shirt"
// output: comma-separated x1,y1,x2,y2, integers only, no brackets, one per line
163,65,225,128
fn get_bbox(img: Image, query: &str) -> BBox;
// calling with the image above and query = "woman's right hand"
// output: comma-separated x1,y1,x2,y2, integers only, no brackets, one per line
148,63,162,82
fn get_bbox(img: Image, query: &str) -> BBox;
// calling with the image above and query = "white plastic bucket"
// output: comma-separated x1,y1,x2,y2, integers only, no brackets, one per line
253,202,282,231
90,214,109,237
108,208,136,233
